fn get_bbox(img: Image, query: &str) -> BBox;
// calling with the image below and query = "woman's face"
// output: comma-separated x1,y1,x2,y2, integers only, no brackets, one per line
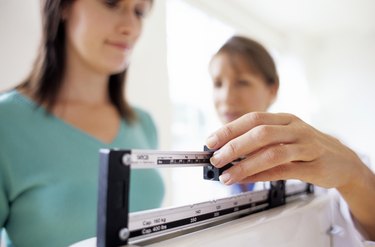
64,0,151,75
209,53,278,124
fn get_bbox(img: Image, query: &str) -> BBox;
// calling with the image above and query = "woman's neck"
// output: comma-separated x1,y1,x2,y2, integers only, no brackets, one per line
59,71,110,106
59,46,112,106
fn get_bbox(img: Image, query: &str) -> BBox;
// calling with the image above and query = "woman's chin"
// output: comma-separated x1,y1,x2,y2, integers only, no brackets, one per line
107,63,129,75
105,57,130,74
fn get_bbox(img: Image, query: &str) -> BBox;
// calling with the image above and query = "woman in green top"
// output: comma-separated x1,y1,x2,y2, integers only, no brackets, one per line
0,0,164,246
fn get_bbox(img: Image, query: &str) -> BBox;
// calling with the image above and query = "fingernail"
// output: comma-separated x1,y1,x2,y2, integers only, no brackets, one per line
210,151,222,166
219,173,231,185
206,134,218,149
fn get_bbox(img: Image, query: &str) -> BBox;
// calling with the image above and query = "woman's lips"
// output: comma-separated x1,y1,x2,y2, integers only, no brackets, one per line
106,41,131,51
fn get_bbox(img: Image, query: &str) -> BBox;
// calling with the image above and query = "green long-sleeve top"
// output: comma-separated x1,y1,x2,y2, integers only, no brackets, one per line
0,90,165,247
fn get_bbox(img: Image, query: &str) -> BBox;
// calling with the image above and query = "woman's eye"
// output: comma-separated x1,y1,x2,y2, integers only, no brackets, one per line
134,2,151,18
213,81,222,88
134,7,145,18
104,0,120,8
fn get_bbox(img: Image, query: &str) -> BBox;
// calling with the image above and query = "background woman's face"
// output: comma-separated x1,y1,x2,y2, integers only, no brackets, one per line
64,0,151,75
210,53,278,124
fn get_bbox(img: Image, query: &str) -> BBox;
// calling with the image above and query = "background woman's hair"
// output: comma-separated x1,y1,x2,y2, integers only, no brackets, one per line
17,0,140,122
215,35,279,87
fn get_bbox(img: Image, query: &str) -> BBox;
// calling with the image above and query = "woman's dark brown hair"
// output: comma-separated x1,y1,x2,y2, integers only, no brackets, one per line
17,0,153,122
214,35,279,87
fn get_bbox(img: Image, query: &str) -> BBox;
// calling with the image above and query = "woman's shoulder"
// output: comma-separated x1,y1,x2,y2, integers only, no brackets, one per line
132,106,155,125
0,90,36,124
0,89,20,105
0,90,21,114
0,89,34,108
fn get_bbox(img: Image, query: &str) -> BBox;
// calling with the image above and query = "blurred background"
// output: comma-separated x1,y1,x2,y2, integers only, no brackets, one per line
1,0,374,207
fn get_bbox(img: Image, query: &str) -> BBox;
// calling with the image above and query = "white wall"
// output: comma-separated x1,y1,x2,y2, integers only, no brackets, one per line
0,0,41,90
275,33,375,167
307,35,375,166
183,0,287,51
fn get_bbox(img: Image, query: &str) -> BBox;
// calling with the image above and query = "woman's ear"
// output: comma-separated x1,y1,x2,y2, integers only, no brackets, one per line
268,81,279,106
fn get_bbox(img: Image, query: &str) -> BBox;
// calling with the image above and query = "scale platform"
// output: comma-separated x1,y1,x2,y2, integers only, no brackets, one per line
71,193,333,247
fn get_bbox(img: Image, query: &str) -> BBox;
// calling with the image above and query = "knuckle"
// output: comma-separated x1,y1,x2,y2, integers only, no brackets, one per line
236,163,247,179
264,145,285,164
221,125,234,140
285,113,299,121
281,113,300,125
291,120,312,141
226,141,238,157
252,125,270,141
264,150,278,163
246,112,263,125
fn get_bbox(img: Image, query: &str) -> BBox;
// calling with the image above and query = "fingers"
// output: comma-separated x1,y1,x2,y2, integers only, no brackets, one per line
238,162,313,184
206,112,293,150
218,144,311,185
207,112,322,186
210,124,297,168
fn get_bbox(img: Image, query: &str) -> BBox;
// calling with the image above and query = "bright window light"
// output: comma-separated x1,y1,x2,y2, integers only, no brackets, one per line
166,0,234,206
167,0,234,151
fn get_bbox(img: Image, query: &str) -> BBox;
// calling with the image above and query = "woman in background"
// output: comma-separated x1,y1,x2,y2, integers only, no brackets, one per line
209,36,279,193
0,0,164,246
207,36,375,242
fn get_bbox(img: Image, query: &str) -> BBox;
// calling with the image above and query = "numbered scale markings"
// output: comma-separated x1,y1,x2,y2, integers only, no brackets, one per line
97,149,314,247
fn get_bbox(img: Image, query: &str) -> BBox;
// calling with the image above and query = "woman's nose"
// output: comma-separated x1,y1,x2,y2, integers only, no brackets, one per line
118,9,139,36
220,84,237,104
